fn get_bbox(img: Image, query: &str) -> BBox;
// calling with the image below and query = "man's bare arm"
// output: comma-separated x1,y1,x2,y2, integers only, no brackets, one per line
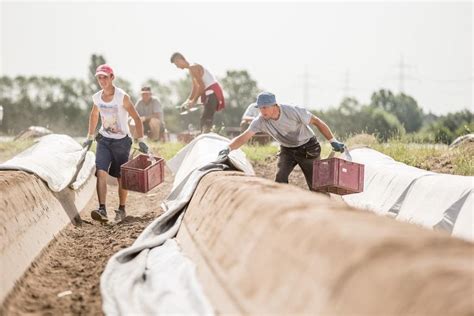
310,115,335,141
189,65,205,103
124,95,144,139
87,104,99,136
229,129,256,150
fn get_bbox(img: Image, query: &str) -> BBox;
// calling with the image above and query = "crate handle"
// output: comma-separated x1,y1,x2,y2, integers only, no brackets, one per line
129,147,160,165
327,145,352,161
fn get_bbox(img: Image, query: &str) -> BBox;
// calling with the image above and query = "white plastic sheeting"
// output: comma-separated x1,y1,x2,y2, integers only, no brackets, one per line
0,134,95,192
343,148,474,241
101,133,254,316
168,133,254,187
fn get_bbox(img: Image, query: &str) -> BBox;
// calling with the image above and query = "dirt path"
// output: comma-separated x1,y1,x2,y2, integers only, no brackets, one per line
1,171,174,315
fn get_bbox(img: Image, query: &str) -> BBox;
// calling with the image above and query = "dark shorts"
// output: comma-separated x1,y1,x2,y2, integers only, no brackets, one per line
95,134,132,178
277,137,321,189
200,93,217,132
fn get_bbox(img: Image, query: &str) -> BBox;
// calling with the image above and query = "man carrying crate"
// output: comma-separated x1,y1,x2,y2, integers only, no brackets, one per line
170,52,225,133
217,92,345,190
83,64,149,222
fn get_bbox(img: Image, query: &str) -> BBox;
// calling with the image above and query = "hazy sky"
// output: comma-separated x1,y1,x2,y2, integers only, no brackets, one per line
1,1,472,114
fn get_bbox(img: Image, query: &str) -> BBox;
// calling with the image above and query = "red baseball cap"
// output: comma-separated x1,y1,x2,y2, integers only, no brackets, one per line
95,64,114,77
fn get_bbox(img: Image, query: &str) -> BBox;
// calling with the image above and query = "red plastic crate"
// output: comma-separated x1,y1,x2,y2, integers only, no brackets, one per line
312,157,364,195
121,154,165,193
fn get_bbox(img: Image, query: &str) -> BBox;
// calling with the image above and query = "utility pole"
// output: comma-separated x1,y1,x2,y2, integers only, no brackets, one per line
397,54,413,93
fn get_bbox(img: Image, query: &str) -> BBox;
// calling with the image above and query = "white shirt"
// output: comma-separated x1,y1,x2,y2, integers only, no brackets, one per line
201,66,217,89
92,87,130,139
242,103,260,120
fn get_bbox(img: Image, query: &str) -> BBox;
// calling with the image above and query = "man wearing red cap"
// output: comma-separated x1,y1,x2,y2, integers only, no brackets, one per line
83,64,149,222
170,52,225,133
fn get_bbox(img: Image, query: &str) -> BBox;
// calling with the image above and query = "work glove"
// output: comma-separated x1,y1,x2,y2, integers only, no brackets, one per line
217,147,230,161
82,134,94,148
180,100,191,110
137,139,149,154
330,139,345,153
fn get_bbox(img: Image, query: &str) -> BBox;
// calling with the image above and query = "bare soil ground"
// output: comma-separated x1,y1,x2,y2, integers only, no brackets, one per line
1,172,173,316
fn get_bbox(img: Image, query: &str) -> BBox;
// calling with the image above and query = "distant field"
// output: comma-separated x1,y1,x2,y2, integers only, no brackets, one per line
0,138,472,176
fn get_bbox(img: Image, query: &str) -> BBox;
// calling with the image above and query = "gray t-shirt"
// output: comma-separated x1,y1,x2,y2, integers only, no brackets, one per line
242,103,259,119
136,97,163,119
249,104,315,147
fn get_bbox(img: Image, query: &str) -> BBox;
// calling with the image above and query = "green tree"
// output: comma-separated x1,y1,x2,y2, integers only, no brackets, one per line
114,77,133,97
217,70,260,128
88,54,107,93
363,107,405,141
425,109,473,144
428,122,454,144
370,89,423,133
0,75,90,135
162,75,197,133
313,96,405,141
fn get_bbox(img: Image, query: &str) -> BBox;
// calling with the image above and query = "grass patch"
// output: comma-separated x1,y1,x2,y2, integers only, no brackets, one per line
0,139,35,162
451,147,474,176
241,144,279,163
372,141,445,168
150,142,185,160
371,140,473,176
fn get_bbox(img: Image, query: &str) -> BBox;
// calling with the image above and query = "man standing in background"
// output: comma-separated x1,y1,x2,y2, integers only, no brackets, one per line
170,52,225,133
132,86,164,141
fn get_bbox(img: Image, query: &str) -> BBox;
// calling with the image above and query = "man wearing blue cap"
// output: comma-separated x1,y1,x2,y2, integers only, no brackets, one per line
217,92,345,190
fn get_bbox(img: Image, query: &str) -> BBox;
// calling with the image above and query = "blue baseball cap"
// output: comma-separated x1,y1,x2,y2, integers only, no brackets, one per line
255,92,277,108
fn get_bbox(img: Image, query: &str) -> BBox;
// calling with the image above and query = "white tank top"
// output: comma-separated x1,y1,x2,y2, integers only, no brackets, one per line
201,66,217,89
92,87,130,139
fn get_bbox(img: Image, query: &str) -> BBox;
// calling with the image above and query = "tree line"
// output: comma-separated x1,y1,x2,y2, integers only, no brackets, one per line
0,54,471,144
315,90,472,143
